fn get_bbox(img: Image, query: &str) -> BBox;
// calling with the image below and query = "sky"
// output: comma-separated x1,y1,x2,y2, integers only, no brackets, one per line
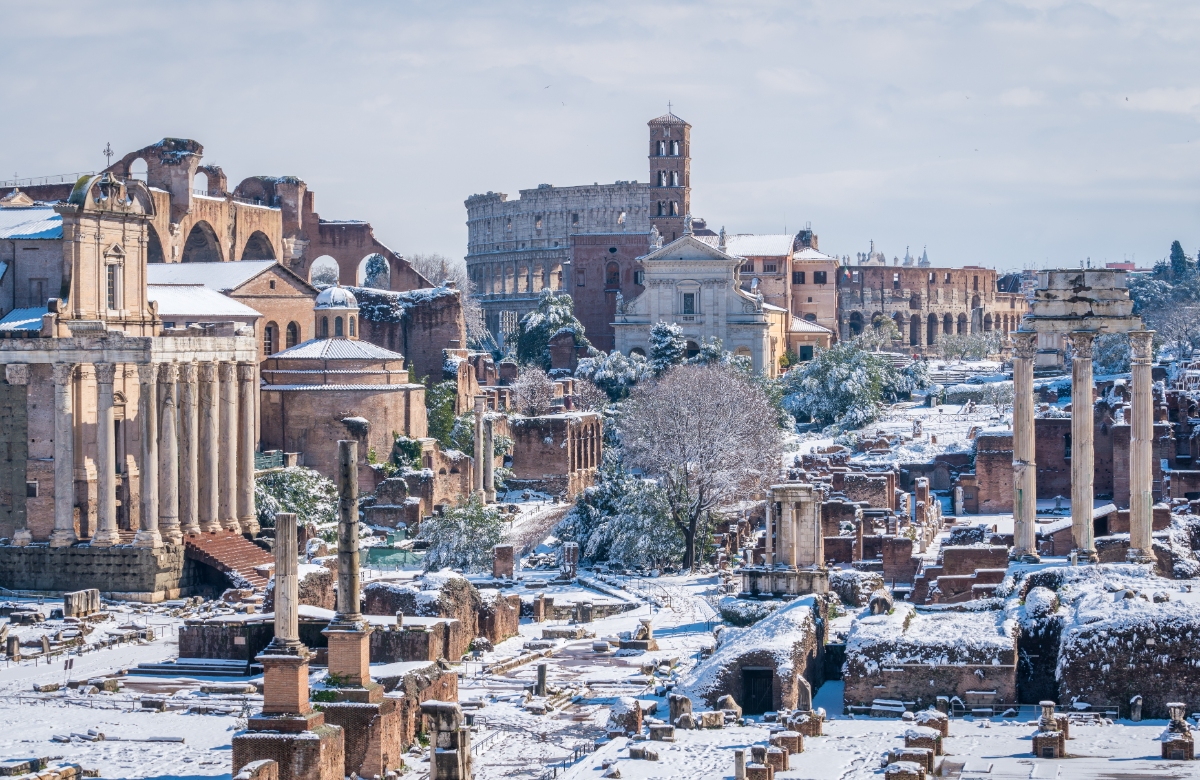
1,0,1199,272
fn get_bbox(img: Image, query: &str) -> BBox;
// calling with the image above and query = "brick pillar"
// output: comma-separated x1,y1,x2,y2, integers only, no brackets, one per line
90,362,120,547
473,395,485,497
49,364,77,547
158,362,182,545
133,363,161,548
1067,331,1097,562
237,362,259,536
483,415,496,503
1128,330,1156,564
1011,332,1039,562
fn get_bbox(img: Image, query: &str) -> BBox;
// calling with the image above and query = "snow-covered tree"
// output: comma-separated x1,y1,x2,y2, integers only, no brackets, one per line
648,321,686,375
363,254,390,289
782,339,900,428
512,365,556,416
575,349,652,401
425,380,460,448
407,252,486,340
418,494,506,573
1093,332,1132,374
573,378,611,411
620,364,783,570
516,290,590,370
255,467,337,529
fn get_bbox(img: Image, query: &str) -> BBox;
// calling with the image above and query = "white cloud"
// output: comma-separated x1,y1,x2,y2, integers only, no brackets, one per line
1122,87,1200,119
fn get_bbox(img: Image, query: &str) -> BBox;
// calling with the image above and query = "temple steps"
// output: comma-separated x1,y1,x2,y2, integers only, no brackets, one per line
184,531,274,590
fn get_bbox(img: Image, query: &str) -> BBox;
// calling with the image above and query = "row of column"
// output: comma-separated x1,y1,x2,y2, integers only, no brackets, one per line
48,359,258,548
1010,329,1156,564
570,420,600,472
763,485,821,569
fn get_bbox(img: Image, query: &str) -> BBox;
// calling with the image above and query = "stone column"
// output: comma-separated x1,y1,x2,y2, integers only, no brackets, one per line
763,497,774,565
49,364,77,548
1011,331,1039,562
237,362,259,536
158,363,182,545
483,415,496,503
198,363,221,533
90,363,120,547
778,496,795,569
257,511,312,717
323,440,376,690
1067,331,1097,562
178,363,200,536
1128,330,1156,564
473,395,485,497
133,364,161,548
272,512,301,648
219,362,241,533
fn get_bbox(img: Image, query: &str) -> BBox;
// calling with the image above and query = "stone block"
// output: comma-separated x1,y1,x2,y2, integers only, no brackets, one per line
769,730,802,754
234,759,279,780
765,747,788,771
648,724,675,742
232,722,345,780
63,589,100,618
884,761,925,780
746,764,774,780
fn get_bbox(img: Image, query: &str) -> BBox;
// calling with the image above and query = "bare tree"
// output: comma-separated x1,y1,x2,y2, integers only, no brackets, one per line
620,364,784,570
512,365,557,416
407,252,486,339
1148,305,1200,361
573,378,610,411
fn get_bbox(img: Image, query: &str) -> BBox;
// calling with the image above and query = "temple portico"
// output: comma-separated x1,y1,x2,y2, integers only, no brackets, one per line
739,482,829,598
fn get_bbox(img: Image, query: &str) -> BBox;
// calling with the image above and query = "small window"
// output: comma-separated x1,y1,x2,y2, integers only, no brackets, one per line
349,316,356,337
106,264,121,310
535,216,543,230
1064,433,1072,459
763,263,777,273
804,313,817,321
807,297,813,303
506,220,512,232
269,279,276,290
26,480,38,498
671,201,679,216
606,263,620,287
576,270,586,287
335,316,344,337
682,292,696,314
634,270,645,285
945,272,951,283
743,261,754,274
321,317,329,338
851,271,860,283
973,275,979,291
286,322,300,348
929,272,935,283
658,140,666,156
813,271,827,285
572,213,579,224
893,273,901,289
671,171,679,186
657,202,665,216
793,271,805,285
671,140,680,155
264,324,276,355
799,346,813,361
618,211,626,224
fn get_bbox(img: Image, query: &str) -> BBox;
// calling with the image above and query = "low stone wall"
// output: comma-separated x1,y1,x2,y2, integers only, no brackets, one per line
0,543,188,602
478,591,520,645
375,663,459,748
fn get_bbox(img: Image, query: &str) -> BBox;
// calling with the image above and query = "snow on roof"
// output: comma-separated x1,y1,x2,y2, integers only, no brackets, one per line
698,233,793,257
148,284,262,318
0,209,62,240
790,316,833,334
0,306,47,332
794,247,836,261
845,602,1017,670
269,338,406,361
678,595,817,702
146,260,278,293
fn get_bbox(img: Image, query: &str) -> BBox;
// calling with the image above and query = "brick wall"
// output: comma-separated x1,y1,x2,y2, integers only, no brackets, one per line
975,433,1014,513
0,381,28,540
939,545,1009,577
843,474,890,509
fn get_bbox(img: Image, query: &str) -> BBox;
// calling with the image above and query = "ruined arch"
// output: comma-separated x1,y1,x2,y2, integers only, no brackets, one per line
193,170,209,195
630,347,646,357
310,255,340,286
971,293,981,310
983,313,993,332
943,313,953,336
357,254,390,289
893,312,905,335
241,231,276,261
848,311,864,337
181,221,223,263
910,314,921,347
957,313,968,335
146,224,165,264
129,157,148,182
685,340,700,359
927,313,938,345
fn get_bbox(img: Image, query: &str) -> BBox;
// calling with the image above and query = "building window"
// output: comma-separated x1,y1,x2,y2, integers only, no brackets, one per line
286,322,300,348
682,292,696,315
945,272,951,283
793,271,805,284
807,297,813,303
634,270,644,285
973,275,979,291
671,171,679,186
506,220,512,232
28,278,46,305
349,316,356,337
264,323,276,355
321,317,329,338
799,345,814,361
576,270,586,287
658,140,666,156
851,270,860,283
893,273,901,289
671,140,680,155
929,272,935,283
763,263,777,273
606,263,620,287
743,261,754,274
535,216,543,230
26,480,38,498
335,316,344,337
106,264,121,310
618,211,626,224
812,271,827,285
269,279,276,290
572,213,579,224
671,201,679,216
1064,433,1072,459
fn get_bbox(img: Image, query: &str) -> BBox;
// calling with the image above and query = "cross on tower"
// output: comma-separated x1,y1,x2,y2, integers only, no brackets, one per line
103,142,114,168
667,101,672,115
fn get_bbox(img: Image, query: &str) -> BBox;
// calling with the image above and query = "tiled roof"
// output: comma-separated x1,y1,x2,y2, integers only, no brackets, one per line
648,111,689,126
0,307,47,332
0,208,62,240
146,260,279,293
698,234,794,258
270,338,405,361
148,285,263,318
790,316,833,334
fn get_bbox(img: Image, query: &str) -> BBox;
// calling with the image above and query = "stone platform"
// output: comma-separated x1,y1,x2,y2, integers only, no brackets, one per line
738,566,830,598
0,542,187,602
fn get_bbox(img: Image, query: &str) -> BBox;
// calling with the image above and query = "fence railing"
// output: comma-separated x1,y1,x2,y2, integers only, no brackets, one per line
0,171,96,188
254,451,284,470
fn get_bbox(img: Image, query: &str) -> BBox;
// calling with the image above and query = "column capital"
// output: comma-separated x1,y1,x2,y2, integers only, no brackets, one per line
1067,330,1097,360
218,361,236,382
198,361,217,382
1129,330,1155,362
474,395,487,414
137,363,157,384
52,363,75,385
1011,331,1038,359
94,362,117,385
158,361,179,384
179,362,198,383
237,362,255,381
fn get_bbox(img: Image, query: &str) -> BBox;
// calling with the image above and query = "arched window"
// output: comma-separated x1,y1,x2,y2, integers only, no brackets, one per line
658,170,667,186
685,340,700,359
349,316,356,337
264,321,278,356
804,313,817,322
335,316,344,337
630,347,646,357
657,140,666,155
671,201,679,216
657,202,664,216
671,171,679,186
321,317,329,338
605,262,620,287
671,140,679,155
286,322,300,348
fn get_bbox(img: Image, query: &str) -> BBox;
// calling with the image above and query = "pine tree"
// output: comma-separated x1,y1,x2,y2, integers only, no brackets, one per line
1170,240,1190,279
648,321,686,375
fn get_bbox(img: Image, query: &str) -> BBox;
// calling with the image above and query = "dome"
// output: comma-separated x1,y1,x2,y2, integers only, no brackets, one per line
314,285,358,310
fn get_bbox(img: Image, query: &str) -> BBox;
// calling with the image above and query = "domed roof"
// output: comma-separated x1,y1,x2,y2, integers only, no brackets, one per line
314,285,358,310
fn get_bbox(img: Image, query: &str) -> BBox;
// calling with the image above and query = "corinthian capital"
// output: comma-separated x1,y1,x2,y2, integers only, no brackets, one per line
1129,330,1155,363
1011,331,1038,360
1067,330,1097,360
94,362,117,385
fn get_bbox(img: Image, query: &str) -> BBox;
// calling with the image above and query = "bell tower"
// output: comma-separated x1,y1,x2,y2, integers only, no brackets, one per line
648,109,691,242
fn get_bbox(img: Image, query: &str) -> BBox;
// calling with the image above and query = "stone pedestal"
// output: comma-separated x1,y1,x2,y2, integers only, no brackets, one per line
1067,331,1098,562
421,701,472,780
1163,703,1195,760
1011,332,1040,562
492,544,514,579
1128,331,1156,564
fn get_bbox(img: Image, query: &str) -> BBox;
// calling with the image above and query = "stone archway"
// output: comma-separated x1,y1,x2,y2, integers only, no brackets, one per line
181,221,222,263
241,231,276,261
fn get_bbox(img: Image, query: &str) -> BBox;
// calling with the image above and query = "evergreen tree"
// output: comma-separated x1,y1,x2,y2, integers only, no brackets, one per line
515,290,590,370
648,321,686,375
1170,240,1191,279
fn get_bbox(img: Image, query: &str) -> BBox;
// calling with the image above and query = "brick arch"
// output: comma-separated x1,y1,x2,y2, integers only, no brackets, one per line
181,220,223,263
240,230,276,261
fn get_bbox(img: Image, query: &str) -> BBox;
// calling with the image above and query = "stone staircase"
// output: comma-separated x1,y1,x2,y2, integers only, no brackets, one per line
184,531,274,590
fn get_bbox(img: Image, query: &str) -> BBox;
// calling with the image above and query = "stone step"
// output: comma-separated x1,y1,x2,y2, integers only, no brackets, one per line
184,531,274,591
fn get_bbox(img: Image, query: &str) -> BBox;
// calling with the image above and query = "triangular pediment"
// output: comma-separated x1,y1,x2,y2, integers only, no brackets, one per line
640,233,739,264
104,243,126,258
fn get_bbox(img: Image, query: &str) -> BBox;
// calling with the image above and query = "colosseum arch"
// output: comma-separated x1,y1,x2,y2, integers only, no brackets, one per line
847,311,864,337
983,313,993,332
309,255,340,286
943,313,954,336
240,231,276,261
181,221,223,263
909,314,921,347
957,313,968,335
927,313,938,345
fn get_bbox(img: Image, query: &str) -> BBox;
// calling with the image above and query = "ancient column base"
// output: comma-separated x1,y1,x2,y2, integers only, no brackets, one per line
11,530,32,546
1127,548,1157,566
321,697,402,778
161,527,183,546
233,713,345,780
180,523,202,537
222,517,243,534
89,528,121,547
1013,551,1042,564
322,626,374,689
258,647,313,717
132,529,163,549
484,488,496,503
241,516,261,537
48,529,77,548
1071,548,1099,564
